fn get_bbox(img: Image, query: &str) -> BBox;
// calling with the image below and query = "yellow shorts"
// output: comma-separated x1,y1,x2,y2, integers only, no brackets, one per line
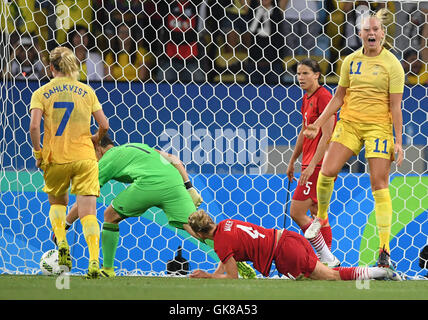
42,159,100,197
330,119,395,160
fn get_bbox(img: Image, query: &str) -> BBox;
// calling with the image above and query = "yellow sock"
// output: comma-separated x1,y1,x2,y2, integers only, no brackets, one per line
373,188,392,253
81,214,100,262
316,172,336,220
49,204,67,244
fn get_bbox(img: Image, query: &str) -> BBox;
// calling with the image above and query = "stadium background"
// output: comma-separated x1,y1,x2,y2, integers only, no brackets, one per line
0,1,427,278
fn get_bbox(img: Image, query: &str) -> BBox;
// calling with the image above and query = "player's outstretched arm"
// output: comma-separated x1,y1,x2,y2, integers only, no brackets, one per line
304,86,346,139
91,109,109,146
157,149,203,208
157,150,189,181
299,114,335,186
190,258,239,279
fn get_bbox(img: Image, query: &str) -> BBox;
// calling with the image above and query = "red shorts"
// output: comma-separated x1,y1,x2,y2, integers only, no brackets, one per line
292,166,321,203
273,230,318,278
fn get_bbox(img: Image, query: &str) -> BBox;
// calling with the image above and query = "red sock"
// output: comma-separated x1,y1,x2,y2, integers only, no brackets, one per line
320,226,332,250
334,267,369,280
334,267,354,280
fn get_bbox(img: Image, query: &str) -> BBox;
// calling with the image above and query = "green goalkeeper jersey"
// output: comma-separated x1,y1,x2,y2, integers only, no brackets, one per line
98,143,183,190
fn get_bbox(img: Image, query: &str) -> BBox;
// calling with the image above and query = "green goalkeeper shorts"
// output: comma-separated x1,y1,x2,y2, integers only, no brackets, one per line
111,183,197,229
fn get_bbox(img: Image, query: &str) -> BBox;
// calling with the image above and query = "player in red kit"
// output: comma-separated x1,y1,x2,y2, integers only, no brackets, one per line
188,210,402,281
286,58,339,267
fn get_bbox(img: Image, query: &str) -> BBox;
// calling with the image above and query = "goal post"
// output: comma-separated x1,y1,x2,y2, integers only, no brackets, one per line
0,0,427,278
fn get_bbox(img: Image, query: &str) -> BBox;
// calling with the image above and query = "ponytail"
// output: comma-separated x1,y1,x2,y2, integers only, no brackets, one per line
49,46,79,79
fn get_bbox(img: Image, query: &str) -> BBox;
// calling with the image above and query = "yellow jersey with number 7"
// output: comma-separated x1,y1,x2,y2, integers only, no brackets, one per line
338,47,405,124
30,76,102,164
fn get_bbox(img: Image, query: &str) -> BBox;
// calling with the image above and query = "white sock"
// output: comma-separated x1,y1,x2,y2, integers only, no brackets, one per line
308,231,335,263
352,266,387,280
366,267,388,279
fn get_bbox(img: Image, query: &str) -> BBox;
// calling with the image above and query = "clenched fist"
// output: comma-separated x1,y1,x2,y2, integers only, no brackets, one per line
303,124,320,140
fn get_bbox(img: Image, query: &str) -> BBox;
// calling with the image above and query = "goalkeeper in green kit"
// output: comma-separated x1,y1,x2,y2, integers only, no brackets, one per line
57,134,256,278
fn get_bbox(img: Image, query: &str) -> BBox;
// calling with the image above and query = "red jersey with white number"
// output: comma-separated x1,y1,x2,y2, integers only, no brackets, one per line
301,86,334,168
213,219,278,277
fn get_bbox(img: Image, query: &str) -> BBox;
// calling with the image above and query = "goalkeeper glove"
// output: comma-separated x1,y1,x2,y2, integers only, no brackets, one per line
184,180,203,209
188,187,203,209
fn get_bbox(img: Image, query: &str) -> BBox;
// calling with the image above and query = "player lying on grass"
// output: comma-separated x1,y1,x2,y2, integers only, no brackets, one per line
188,210,402,281
56,134,256,279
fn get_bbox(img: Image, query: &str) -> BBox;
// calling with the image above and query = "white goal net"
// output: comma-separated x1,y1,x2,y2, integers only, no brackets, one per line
0,0,427,278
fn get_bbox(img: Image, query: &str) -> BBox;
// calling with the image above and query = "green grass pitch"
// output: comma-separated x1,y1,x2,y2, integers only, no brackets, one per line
0,275,427,300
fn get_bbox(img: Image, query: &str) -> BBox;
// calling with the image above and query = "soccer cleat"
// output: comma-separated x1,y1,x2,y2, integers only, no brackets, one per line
237,261,257,279
377,246,392,268
384,267,403,281
57,240,72,271
304,217,327,240
100,267,116,278
323,255,341,268
86,260,101,279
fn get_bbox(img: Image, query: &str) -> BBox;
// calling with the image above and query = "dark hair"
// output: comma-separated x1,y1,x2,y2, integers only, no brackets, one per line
297,58,322,74
100,134,114,148
297,58,322,84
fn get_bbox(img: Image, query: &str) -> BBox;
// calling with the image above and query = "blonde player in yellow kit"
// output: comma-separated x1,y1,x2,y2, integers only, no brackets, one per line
29,47,109,278
303,14,404,268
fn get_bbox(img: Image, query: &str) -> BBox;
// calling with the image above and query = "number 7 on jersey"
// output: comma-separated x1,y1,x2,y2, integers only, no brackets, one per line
53,102,74,136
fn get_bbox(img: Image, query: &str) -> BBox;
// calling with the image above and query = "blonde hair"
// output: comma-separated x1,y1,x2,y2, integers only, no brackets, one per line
188,210,215,234
49,46,79,79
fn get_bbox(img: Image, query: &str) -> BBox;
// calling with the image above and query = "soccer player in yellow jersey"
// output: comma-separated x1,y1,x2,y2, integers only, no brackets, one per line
303,14,405,268
29,47,109,278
